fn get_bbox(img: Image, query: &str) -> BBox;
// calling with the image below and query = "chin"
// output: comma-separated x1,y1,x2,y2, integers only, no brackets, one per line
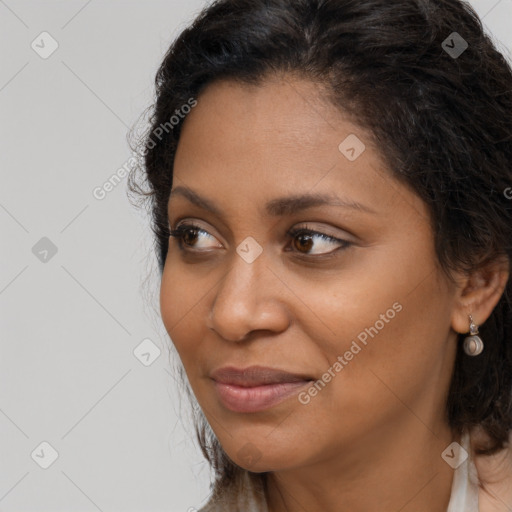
222,436,301,473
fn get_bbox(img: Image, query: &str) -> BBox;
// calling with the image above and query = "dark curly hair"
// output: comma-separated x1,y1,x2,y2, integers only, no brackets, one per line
128,0,512,500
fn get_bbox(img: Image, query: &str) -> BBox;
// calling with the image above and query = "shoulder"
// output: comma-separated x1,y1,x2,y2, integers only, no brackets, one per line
470,427,512,512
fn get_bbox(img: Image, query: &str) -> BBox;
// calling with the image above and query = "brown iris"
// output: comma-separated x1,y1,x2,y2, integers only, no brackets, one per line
182,228,199,246
293,233,314,253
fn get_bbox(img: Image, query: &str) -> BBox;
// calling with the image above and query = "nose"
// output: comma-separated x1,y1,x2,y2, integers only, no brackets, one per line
206,250,291,342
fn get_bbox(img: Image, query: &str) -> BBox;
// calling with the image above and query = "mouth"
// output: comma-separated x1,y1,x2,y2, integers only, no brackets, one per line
210,365,314,413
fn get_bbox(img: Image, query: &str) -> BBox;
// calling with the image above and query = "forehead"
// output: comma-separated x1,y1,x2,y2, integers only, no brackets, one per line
178,76,351,159
171,77,425,224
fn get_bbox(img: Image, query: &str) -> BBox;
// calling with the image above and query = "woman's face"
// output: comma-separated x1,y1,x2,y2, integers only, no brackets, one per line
160,76,460,472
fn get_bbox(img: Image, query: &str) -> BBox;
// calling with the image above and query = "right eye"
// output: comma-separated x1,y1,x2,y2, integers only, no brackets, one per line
169,223,222,251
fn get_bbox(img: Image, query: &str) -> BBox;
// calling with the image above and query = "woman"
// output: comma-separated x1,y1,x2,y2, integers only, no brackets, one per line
128,0,512,510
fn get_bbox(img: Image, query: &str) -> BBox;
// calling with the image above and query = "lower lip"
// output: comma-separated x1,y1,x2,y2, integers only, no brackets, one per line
212,380,312,413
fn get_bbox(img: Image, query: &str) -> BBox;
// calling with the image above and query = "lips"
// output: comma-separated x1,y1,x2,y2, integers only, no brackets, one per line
210,365,314,413
210,365,313,387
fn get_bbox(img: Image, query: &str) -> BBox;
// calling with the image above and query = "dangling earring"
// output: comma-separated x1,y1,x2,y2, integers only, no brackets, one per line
463,314,484,356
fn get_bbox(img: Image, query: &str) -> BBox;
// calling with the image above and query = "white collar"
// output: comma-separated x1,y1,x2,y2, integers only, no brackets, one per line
446,431,479,512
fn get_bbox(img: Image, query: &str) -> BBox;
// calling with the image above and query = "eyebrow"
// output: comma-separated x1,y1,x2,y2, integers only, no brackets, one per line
168,185,377,217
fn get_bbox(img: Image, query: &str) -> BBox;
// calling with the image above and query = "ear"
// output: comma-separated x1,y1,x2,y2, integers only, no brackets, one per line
451,255,510,334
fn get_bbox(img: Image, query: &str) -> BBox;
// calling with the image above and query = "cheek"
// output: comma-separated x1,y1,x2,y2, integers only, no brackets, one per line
285,245,454,405
159,260,208,360
320,276,454,422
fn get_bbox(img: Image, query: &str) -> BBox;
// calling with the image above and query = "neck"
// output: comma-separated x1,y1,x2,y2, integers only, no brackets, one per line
264,419,459,512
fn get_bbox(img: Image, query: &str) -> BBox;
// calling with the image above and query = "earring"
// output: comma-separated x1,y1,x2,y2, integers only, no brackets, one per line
463,314,484,356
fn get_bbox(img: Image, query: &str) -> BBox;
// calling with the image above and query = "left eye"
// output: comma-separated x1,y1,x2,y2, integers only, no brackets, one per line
285,228,350,256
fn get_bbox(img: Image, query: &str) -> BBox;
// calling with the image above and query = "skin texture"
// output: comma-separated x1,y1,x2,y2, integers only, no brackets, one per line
159,76,509,512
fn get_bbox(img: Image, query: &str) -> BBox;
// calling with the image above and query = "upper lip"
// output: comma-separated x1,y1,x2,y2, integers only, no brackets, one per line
210,365,314,387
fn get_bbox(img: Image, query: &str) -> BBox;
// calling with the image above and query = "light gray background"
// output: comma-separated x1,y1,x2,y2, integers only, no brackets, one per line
1,1,511,511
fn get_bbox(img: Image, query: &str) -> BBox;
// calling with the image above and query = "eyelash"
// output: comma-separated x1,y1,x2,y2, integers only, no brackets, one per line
168,223,351,257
